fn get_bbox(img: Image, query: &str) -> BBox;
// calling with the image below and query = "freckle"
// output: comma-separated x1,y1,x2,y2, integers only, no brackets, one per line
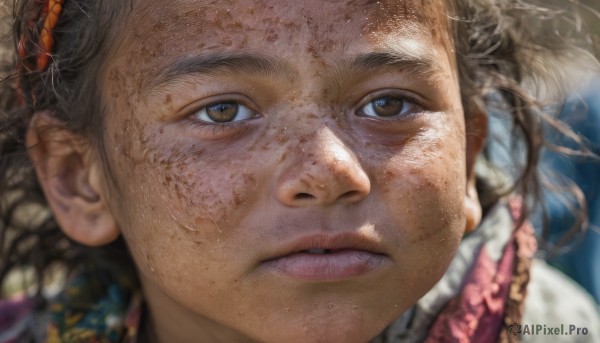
266,33,278,42
276,134,288,144
221,37,233,46
233,192,242,206
383,170,396,182
307,44,320,58
174,183,184,199
243,173,257,185
279,152,288,163
300,180,311,189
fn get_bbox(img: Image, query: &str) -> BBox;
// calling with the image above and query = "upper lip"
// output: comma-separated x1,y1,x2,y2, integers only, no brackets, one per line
263,231,387,261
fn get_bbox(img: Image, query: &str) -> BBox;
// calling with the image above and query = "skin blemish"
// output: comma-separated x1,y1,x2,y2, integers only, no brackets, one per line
164,93,173,106
278,151,289,163
169,213,211,245
266,28,279,42
233,191,243,207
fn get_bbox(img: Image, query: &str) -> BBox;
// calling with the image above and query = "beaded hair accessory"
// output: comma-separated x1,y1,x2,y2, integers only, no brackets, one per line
16,0,63,104
18,0,64,71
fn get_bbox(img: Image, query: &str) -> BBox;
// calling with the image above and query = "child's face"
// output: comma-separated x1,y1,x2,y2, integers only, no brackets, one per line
96,0,479,341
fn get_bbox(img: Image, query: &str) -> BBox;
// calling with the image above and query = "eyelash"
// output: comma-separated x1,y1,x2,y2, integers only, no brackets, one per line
356,91,424,120
183,117,250,138
182,98,260,134
194,102,256,123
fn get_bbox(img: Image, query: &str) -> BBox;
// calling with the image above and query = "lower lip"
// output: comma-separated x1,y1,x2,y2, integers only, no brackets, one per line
262,250,385,281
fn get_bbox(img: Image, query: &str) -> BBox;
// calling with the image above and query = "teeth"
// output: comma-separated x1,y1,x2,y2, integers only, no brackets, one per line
305,249,331,254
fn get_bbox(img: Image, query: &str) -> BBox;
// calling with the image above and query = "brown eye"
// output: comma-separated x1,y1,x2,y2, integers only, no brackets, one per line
195,101,254,123
360,96,413,118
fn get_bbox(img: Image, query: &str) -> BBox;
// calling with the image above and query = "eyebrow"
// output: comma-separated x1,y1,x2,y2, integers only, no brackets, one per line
144,49,445,92
144,53,293,91
347,51,443,78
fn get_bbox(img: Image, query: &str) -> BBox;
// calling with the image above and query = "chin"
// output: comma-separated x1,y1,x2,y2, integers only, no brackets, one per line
257,327,380,343
244,308,395,343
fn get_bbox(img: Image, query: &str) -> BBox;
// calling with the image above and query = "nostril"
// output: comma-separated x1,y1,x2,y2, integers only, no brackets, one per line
294,193,315,200
340,190,361,200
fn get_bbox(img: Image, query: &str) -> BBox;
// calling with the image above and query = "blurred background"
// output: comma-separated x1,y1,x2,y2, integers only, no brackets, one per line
532,0,600,304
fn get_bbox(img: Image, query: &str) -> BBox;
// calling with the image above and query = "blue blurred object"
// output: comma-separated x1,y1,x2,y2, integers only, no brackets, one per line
538,78,600,304
485,78,600,304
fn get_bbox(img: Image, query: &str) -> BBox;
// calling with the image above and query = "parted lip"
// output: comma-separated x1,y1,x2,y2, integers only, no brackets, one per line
262,231,387,261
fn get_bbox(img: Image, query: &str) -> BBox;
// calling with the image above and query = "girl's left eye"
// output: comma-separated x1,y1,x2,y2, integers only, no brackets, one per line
194,101,255,123
359,96,418,118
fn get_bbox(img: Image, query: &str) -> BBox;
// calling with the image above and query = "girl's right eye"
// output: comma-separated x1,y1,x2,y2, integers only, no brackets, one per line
194,101,256,123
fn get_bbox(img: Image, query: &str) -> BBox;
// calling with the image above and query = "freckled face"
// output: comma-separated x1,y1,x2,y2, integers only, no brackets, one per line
102,0,468,342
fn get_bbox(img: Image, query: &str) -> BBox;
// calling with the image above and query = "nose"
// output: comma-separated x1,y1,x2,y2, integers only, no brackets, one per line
275,128,371,207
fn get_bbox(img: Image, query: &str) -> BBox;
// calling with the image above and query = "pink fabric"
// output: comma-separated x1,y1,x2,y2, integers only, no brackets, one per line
425,199,536,343
424,241,515,343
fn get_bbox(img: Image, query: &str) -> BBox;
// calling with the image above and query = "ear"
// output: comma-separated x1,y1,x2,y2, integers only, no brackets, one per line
26,112,119,246
464,109,487,234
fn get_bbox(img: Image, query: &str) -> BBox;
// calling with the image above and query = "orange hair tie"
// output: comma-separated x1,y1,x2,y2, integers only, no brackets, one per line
16,0,64,105
38,0,64,70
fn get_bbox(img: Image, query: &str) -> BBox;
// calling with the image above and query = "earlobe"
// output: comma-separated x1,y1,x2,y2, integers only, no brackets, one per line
464,109,488,234
464,178,482,234
26,112,119,246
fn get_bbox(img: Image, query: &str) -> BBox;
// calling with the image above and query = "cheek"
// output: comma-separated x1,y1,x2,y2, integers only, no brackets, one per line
370,122,466,288
374,128,466,232
103,124,292,324
104,122,265,278
114,134,259,233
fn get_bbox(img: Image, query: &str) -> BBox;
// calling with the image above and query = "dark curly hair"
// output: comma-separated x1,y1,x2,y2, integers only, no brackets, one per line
1,0,599,296
0,0,134,294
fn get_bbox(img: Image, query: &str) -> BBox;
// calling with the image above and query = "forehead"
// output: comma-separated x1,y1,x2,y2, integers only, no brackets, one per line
129,0,449,27
122,0,450,51
110,0,454,91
